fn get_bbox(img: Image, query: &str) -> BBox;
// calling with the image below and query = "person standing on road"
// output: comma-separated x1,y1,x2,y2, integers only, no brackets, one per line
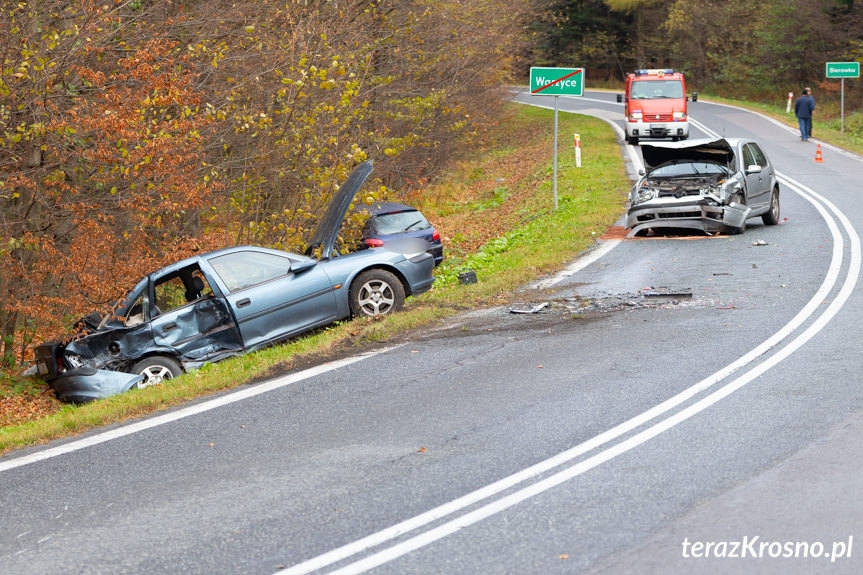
795,87,815,141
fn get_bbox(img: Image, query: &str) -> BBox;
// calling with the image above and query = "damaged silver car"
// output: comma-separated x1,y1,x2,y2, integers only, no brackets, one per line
35,161,436,402
625,138,780,237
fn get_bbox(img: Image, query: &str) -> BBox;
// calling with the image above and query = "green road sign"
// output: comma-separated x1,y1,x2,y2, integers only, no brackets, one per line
530,67,584,96
826,62,860,78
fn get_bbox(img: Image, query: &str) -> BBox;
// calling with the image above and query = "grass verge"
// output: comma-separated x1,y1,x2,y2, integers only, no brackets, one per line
0,103,629,455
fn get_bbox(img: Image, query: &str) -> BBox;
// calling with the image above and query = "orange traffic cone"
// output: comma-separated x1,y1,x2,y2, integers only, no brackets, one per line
815,144,823,163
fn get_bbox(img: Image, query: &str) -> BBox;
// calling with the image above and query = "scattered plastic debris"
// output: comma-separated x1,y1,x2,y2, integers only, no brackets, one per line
642,290,693,299
510,302,550,314
458,270,477,285
752,239,768,246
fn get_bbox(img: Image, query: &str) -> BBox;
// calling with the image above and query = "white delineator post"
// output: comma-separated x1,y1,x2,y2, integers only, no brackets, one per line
786,92,793,114
574,133,582,168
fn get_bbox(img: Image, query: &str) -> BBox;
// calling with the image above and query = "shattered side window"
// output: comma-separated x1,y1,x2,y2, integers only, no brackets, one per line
189,269,214,300
154,276,188,314
125,295,146,326
208,251,292,293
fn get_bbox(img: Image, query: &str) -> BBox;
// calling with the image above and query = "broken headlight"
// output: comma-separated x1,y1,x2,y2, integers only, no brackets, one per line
634,185,657,204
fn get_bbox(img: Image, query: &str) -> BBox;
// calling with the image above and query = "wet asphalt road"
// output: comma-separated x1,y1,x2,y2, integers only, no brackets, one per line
2,91,863,575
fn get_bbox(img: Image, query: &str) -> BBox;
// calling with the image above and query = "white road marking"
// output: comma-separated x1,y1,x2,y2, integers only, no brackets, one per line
531,239,621,289
273,109,860,575
0,349,397,473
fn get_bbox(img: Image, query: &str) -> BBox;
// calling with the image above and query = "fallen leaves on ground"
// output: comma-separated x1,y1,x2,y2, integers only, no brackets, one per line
0,384,61,428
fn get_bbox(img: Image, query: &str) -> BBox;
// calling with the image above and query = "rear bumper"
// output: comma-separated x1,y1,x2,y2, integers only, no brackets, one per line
397,252,436,296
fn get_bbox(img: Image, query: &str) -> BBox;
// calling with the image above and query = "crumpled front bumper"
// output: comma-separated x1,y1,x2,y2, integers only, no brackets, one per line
625,196,751,237
49,368,145,403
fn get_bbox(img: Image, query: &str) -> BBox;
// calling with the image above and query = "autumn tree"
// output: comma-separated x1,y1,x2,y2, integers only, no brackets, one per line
1,1,220,364
1,0,536,368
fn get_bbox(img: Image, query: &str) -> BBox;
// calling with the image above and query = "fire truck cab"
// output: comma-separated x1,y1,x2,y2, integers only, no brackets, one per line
617,69,696,145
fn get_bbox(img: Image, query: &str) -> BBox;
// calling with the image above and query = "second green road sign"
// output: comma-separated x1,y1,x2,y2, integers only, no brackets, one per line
826,62,860,78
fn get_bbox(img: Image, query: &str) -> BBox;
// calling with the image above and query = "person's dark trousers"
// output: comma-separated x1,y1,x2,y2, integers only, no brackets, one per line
798,117,812,140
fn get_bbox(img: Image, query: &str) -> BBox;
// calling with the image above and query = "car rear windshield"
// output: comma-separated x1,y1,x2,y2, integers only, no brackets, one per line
373,211,431,234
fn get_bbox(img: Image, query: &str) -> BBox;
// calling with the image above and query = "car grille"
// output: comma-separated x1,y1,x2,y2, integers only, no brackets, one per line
657,189,702,198
647,113,673,122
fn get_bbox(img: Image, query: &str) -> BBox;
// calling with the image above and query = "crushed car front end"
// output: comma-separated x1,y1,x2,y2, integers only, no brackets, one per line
625,138,751,237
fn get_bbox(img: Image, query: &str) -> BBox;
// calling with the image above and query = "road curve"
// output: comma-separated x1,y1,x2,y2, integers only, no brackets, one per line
2,91,862,575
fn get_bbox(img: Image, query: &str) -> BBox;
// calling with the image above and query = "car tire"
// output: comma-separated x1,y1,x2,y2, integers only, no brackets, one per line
132,356,182,388
349,269,405,317
626,136,638,146
762,188,780,225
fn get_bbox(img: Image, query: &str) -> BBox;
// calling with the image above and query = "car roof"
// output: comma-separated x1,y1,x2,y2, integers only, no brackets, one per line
360,201,420,216
145,245,309,279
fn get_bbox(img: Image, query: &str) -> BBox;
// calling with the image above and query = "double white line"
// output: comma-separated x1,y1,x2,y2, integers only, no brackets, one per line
277,124,860,575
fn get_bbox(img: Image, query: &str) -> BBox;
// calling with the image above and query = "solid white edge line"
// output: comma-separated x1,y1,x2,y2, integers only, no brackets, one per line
530,239,621,290
320,173,861,575
274,175,848,575
0,348,397,473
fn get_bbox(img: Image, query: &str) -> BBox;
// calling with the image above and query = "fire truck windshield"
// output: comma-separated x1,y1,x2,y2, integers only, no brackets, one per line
631,80,684,100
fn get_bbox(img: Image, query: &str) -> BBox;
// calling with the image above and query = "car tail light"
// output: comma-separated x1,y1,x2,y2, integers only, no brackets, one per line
365,238,385,248
432,230,440,241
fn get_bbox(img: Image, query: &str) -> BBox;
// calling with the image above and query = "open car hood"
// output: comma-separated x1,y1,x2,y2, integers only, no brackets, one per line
641,138,735,171
307,160,374,259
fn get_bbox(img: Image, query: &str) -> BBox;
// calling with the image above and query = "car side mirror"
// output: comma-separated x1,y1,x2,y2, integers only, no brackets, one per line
290,260,317,274
638,168,646,176
616,93,623,103
746,165,762,174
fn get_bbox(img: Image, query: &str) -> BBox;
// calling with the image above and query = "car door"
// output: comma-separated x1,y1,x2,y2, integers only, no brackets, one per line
149,265,243,359
741,142,771,209
206,250,338,349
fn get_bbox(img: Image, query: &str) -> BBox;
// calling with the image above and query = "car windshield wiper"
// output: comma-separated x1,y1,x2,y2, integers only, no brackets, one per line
404,220,424,231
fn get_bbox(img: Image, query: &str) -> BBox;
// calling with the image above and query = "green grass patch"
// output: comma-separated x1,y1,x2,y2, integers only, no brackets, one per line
0,104,629,455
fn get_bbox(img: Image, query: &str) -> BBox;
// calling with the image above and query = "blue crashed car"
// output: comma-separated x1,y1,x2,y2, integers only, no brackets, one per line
35,161,435,402
360,202,444,265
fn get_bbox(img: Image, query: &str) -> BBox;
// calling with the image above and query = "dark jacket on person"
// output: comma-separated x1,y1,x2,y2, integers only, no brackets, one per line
795,94,815,119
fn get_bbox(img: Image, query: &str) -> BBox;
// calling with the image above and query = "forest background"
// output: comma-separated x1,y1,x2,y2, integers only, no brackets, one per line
2,0,863,373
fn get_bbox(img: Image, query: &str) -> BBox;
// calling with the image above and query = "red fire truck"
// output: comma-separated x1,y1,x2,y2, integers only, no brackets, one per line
616,69,696,145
